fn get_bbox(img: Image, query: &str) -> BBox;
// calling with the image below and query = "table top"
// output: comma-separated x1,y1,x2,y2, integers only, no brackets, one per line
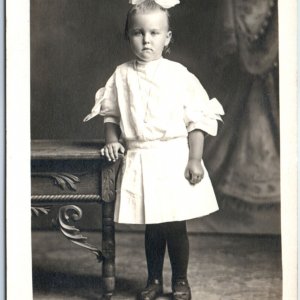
31,140,106,160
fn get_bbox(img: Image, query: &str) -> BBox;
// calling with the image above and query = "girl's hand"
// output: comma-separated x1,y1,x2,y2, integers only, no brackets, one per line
100,142,125,162
184,158,204,185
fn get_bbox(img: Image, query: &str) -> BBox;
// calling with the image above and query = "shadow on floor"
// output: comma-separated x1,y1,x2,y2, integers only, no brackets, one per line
32,231,282,300
33,267,175,300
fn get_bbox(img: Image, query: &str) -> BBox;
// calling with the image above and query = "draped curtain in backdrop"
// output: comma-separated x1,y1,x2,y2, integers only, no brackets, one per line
204,0,279,206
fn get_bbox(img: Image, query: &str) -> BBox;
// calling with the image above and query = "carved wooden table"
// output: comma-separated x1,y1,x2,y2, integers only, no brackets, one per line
31,140,121,299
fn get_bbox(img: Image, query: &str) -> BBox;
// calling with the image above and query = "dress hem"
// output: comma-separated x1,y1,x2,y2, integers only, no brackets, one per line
114,207,219,225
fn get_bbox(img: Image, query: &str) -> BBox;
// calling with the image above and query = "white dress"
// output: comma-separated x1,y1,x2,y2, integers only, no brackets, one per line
84,58,224,224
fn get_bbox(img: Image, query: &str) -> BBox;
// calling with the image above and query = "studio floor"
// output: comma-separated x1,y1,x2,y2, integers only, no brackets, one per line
32,231,282,300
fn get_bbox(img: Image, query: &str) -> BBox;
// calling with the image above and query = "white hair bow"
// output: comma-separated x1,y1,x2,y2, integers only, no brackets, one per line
129,0,180,9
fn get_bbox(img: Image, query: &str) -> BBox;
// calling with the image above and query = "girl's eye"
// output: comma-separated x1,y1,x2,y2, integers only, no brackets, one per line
131,31,142,36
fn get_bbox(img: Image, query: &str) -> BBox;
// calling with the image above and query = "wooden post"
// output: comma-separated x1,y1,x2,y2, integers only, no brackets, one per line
101,159,121,299
102,201,115,299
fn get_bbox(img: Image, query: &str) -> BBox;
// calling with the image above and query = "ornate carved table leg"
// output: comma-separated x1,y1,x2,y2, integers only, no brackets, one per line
101,159,121,299
101,202,115,300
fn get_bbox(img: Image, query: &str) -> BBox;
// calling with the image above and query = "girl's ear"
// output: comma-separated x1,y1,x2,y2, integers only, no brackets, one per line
165,31,172,46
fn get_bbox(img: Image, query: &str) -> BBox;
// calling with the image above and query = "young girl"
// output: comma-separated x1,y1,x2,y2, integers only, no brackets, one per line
84,0,224,299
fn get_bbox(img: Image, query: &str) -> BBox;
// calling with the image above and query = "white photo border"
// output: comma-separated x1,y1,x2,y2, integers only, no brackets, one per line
5,0,298,299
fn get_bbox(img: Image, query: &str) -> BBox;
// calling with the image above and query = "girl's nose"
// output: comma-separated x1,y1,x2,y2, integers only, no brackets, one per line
143,33,150,44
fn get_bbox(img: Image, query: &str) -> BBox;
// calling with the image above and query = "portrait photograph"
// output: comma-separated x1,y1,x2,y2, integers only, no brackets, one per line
6,0,297,299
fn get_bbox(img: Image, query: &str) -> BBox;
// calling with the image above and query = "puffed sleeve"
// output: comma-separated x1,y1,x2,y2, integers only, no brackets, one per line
183,72,224,136
83,72,120,124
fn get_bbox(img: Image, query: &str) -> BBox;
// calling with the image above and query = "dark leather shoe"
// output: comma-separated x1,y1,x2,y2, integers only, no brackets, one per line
172,280,192,300
137,279,163,300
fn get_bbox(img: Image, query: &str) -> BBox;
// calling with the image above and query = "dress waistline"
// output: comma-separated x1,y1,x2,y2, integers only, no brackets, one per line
126,137,187,150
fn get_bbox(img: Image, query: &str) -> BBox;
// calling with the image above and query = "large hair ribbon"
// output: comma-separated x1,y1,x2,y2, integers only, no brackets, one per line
129,0,180,9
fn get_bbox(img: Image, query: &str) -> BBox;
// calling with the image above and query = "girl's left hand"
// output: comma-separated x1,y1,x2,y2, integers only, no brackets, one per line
184,158,204,185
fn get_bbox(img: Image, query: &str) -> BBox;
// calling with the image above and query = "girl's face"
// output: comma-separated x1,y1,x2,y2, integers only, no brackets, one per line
128,10,172,62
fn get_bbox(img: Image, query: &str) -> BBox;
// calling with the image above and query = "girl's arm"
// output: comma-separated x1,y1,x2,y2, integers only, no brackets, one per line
184,129,205,185
100,122,125,162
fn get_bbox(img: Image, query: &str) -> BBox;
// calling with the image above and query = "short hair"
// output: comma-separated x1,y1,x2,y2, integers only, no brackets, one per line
124,0,171,53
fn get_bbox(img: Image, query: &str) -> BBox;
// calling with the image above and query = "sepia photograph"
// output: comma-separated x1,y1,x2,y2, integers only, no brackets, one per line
6,0,297,299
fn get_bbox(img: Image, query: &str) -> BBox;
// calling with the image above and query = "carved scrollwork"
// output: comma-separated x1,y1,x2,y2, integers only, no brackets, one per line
31,206,51,216
58,205,104,262
102,159,122,203
32,172,80,191
102,167,115,202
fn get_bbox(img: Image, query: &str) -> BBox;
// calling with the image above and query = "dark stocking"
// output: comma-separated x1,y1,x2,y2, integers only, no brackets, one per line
145,224,167,281
163,221,189,283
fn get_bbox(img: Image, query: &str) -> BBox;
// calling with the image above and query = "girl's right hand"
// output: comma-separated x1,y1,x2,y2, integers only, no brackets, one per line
100,142,125,162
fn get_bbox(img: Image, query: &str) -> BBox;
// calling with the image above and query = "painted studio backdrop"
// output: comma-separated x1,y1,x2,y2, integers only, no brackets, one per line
31,0,280,234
